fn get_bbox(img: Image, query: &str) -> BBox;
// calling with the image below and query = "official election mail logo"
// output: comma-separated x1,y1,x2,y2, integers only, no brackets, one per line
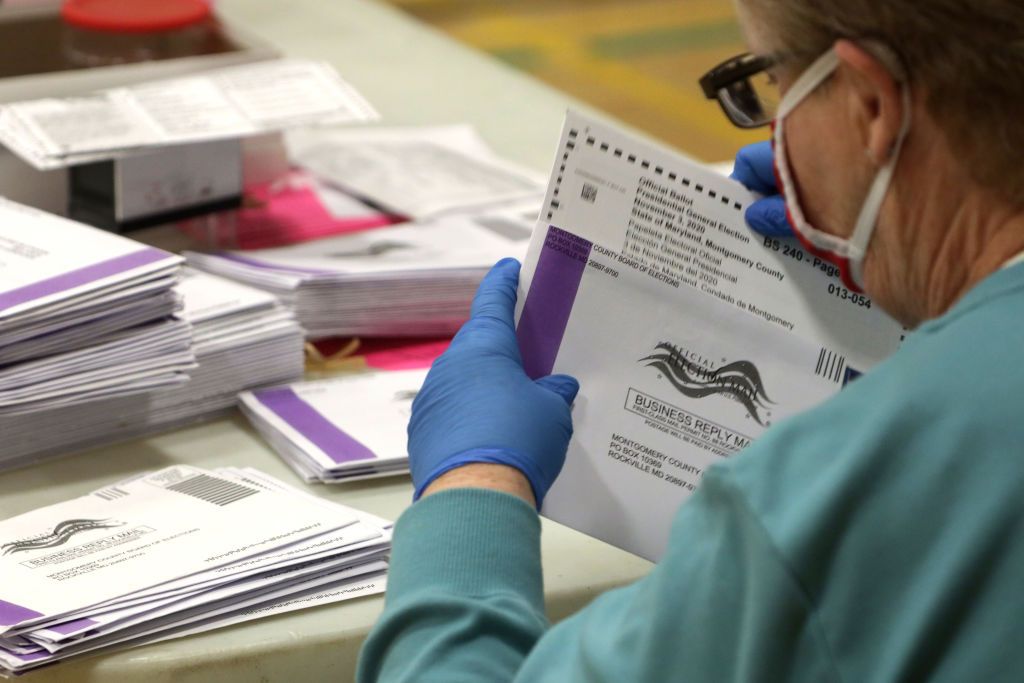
2,519,124,555
640,342,774,425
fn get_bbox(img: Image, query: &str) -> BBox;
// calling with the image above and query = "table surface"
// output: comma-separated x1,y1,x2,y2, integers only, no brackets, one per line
0,1,653,680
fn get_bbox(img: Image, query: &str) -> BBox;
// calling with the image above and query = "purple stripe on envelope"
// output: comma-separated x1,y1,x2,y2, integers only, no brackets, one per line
0,600,42,628
217,253,335,275
256,387,378,464
0,248,170,313
9,649,48,663
516,226,592,379
45,617,97,636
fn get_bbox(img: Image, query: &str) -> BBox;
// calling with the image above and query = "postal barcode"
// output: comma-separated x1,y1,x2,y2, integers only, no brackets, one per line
815,348,846,384
94,486,129,501
581,183,598,203
165,474,258,506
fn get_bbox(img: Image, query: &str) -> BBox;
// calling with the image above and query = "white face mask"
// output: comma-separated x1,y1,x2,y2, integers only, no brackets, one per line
772,47,912,293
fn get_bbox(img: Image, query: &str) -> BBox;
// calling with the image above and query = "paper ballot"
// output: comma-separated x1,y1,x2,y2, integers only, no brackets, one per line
148,574,386,643
240,368,428,483
0,199,190,418
187,205,536,338
0,59,379,170
0,467,391,674
516,112,905,560
0,268,304,472
0,199,180,321
0,466,354,635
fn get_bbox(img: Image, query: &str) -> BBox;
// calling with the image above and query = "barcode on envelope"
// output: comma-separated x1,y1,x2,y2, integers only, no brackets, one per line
815,347,846,384
165,474,259,506
581,183,598,203
94,486,129,501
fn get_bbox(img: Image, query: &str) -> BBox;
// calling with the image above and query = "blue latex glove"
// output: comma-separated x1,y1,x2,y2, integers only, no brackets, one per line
730,141,794,237
407,258,579,508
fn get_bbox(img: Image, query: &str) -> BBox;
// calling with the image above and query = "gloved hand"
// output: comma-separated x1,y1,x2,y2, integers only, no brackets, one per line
730,141,793,237
407,258,580,508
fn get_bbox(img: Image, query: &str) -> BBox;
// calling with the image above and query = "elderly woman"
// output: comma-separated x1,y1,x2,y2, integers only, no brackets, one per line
358,0,1024,680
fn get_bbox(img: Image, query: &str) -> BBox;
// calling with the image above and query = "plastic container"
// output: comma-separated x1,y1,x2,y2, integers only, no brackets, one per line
61,0,217,67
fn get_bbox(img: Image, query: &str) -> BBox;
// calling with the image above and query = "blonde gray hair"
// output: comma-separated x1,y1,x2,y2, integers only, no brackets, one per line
741,0,1024,205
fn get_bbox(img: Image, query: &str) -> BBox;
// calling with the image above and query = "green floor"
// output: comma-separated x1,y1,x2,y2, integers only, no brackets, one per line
385,0,767,162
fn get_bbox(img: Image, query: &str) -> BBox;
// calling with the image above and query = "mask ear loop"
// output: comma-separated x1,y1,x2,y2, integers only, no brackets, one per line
846,82,913,288
776,49,840,120
773,49,852,256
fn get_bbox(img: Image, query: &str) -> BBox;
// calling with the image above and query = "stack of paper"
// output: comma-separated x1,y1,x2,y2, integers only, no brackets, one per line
0,59,378,171
0,268,305,471
0,466,390,674
287,125,545,221
186,205,536,338
0,199,190,417
240,366,428,483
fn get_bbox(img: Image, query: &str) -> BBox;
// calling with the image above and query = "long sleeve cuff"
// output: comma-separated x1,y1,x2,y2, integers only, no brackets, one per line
386,488,544,610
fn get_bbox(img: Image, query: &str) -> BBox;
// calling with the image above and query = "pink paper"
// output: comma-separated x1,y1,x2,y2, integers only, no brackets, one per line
180,170,405,249
362,338,451,371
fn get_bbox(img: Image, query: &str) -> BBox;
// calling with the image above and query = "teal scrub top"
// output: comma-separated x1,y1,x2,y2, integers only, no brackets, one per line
358,263,1024,682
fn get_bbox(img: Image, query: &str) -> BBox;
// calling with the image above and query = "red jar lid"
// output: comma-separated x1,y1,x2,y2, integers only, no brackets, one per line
62,0,211,33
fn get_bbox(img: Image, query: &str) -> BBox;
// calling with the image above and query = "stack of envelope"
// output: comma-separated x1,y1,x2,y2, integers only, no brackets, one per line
0,199,190,417
240,367,429,483
0,466,390,674
0,269,305,471
186,205,535,338
0,59,378,171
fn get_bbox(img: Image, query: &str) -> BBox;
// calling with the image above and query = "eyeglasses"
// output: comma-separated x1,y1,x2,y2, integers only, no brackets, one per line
699,53,781,129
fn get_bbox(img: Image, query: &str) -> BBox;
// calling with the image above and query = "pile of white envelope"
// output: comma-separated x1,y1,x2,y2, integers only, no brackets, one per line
0,268,305,472
239,368,428,483
185,125,542,339
0,466,390,674
0,199,191,418
186,206,535,338
0,59,378,171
